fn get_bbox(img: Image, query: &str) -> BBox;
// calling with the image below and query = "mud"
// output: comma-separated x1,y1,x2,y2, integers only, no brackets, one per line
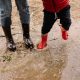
0,0,80,80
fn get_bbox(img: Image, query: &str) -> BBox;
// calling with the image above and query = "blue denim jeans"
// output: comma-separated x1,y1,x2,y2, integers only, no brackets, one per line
0,0,30,26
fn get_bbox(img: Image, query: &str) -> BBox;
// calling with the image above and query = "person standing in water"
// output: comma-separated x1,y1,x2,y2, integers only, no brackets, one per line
0,0,34,51
37,0,71,50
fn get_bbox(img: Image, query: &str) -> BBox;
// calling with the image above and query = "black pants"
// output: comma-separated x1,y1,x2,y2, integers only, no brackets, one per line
42,5,71,34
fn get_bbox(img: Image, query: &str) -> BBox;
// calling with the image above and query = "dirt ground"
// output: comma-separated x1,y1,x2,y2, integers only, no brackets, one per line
0,0,80,80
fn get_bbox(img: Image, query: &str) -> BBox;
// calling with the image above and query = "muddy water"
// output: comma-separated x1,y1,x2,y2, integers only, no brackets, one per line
0,41,67,80
0,0,80,80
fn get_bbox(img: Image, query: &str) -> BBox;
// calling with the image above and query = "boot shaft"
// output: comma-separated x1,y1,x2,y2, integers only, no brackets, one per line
2,26,16,51
2,26,13,41
22,23,30,38
41,34,48,43
37,34,48,49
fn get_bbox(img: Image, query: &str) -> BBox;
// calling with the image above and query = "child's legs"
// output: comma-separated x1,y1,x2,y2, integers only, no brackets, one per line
42,10,57,35
15,0,30,24
57,5,71,31
0,0,12,27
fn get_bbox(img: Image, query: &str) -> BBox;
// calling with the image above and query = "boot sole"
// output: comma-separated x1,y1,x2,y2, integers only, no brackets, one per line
36,44,48,52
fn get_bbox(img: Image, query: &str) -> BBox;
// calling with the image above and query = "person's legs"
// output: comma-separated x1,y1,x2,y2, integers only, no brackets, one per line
57,5,71,40
0,0,16,51
37,10,57,49
15,0,34,49
41,10,57,35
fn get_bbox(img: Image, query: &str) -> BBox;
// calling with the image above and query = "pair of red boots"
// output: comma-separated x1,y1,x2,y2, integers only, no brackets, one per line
37,30,68,49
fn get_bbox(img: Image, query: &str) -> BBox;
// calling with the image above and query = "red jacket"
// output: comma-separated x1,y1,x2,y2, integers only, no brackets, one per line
42,0,70,13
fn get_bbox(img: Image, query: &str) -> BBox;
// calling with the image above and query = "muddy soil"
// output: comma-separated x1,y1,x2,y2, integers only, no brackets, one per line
0,0,80,80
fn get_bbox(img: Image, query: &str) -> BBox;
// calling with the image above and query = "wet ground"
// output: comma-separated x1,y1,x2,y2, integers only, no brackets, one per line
0,0,80,80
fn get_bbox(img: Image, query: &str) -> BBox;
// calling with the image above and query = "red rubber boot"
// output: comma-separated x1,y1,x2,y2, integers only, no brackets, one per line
62,30,68,40
61,26,68,40
37,34,48,49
